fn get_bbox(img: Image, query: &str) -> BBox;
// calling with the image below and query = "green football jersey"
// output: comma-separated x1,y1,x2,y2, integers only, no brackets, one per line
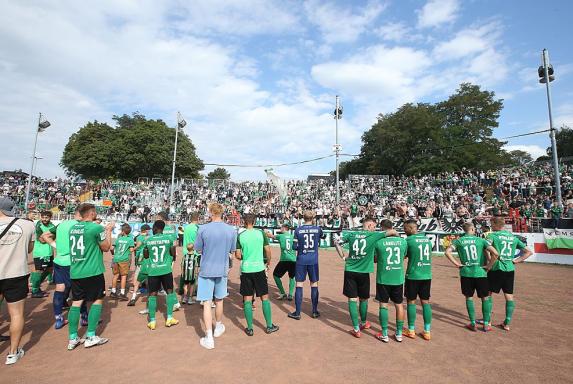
183,223,199,256
487,230,526,272
163,224,178,244
134,233,148,265
145,233,175,276
53,219,78,267
33,222,55,259
375,236,407,285
405,233,433,280
113,235,134,263
452,235,490,278
277,232,296,262
341,231,387,273
70,221,106,279
237,228,268,273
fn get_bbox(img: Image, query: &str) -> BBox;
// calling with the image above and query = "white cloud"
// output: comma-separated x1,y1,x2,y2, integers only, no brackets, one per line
0,1,330,180
504,144,547,160
172,0,302,36
417,0,460,28
304,0,387,44
433,22,501,60
375,22,421,43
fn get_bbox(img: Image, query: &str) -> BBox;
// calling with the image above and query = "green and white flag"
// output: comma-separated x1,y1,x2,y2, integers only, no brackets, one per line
543,228,573,250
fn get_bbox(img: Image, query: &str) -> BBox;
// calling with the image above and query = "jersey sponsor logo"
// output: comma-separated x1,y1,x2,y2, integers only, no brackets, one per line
0,222,24,245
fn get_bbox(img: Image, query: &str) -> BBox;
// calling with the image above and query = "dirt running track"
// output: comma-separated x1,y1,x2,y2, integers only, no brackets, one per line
1,248,573,384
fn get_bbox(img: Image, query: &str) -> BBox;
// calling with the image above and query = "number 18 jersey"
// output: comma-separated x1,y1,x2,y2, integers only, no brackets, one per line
451,235,490,278
405,233,433,280
144,233,174,276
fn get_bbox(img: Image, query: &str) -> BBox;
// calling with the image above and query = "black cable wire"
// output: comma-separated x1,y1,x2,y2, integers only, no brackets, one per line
202,129,551,168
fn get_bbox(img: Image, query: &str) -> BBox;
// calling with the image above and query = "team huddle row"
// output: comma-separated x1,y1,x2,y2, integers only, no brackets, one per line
332,216,532,341
28,204,532,354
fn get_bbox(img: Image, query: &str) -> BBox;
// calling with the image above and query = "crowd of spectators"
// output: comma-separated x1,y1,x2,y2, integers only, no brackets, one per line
2,161,572,230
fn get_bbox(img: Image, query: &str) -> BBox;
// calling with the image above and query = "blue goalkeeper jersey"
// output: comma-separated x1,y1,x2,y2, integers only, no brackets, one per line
294,225,323,265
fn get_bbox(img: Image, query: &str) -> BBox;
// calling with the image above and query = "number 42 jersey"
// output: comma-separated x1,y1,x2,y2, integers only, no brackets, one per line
144,233,174,276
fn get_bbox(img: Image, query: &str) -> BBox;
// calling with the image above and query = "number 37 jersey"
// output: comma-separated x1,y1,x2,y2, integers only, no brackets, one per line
405,233,433,280
144,234,174,276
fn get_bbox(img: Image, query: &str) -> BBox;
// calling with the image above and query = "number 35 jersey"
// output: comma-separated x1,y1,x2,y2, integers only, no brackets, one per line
294,225,324,265
144,233,174,276
375,236,408,285
340,231,388,273
69,221,106,279
405,233,433,280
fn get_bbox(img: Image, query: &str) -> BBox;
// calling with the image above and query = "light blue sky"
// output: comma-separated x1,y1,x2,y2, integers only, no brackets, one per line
1,0,571,180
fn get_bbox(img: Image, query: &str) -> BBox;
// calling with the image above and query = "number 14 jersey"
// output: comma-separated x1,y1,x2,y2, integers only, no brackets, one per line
144,233,174,276
405,233,433,280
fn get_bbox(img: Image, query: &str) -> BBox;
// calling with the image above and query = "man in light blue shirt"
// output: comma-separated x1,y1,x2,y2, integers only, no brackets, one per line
194,203,237,350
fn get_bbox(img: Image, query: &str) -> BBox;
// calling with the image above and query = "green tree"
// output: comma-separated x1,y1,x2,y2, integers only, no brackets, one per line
207,167,231,180
340,83,510,175
508,150,533,166
61,113,204,180
60,121,118,179
547,125,573,158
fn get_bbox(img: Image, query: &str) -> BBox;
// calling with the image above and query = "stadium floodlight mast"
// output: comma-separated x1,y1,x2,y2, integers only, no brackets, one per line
538,48,562,208
169,111,187,213
333,95,343,207
24,113,50,214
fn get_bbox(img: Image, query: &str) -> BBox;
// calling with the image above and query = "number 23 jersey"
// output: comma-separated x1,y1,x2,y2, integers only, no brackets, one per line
405,233,433,280
144,233,174,276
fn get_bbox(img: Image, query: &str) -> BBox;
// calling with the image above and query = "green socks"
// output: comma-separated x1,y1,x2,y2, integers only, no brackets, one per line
422,303,432,332
348,301,359,330
274,276,285,295
40,270,51,284
31,271,41,293
148,296,157,322
68,306,80,340
466,298,476,325
87,304,102,337
396,320,404,336
379,307,389,336
483,297,492,325
407,303,416,330
359,300,368,324
244,301,254,330
288,278,295,297
166,293,177,319
505,300,515,325
262,300,273,328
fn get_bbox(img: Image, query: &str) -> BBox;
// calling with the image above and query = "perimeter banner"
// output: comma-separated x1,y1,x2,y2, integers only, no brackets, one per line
543,228,573,250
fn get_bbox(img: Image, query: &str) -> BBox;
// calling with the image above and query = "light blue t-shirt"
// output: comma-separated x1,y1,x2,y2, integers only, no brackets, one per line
194,222,237,278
